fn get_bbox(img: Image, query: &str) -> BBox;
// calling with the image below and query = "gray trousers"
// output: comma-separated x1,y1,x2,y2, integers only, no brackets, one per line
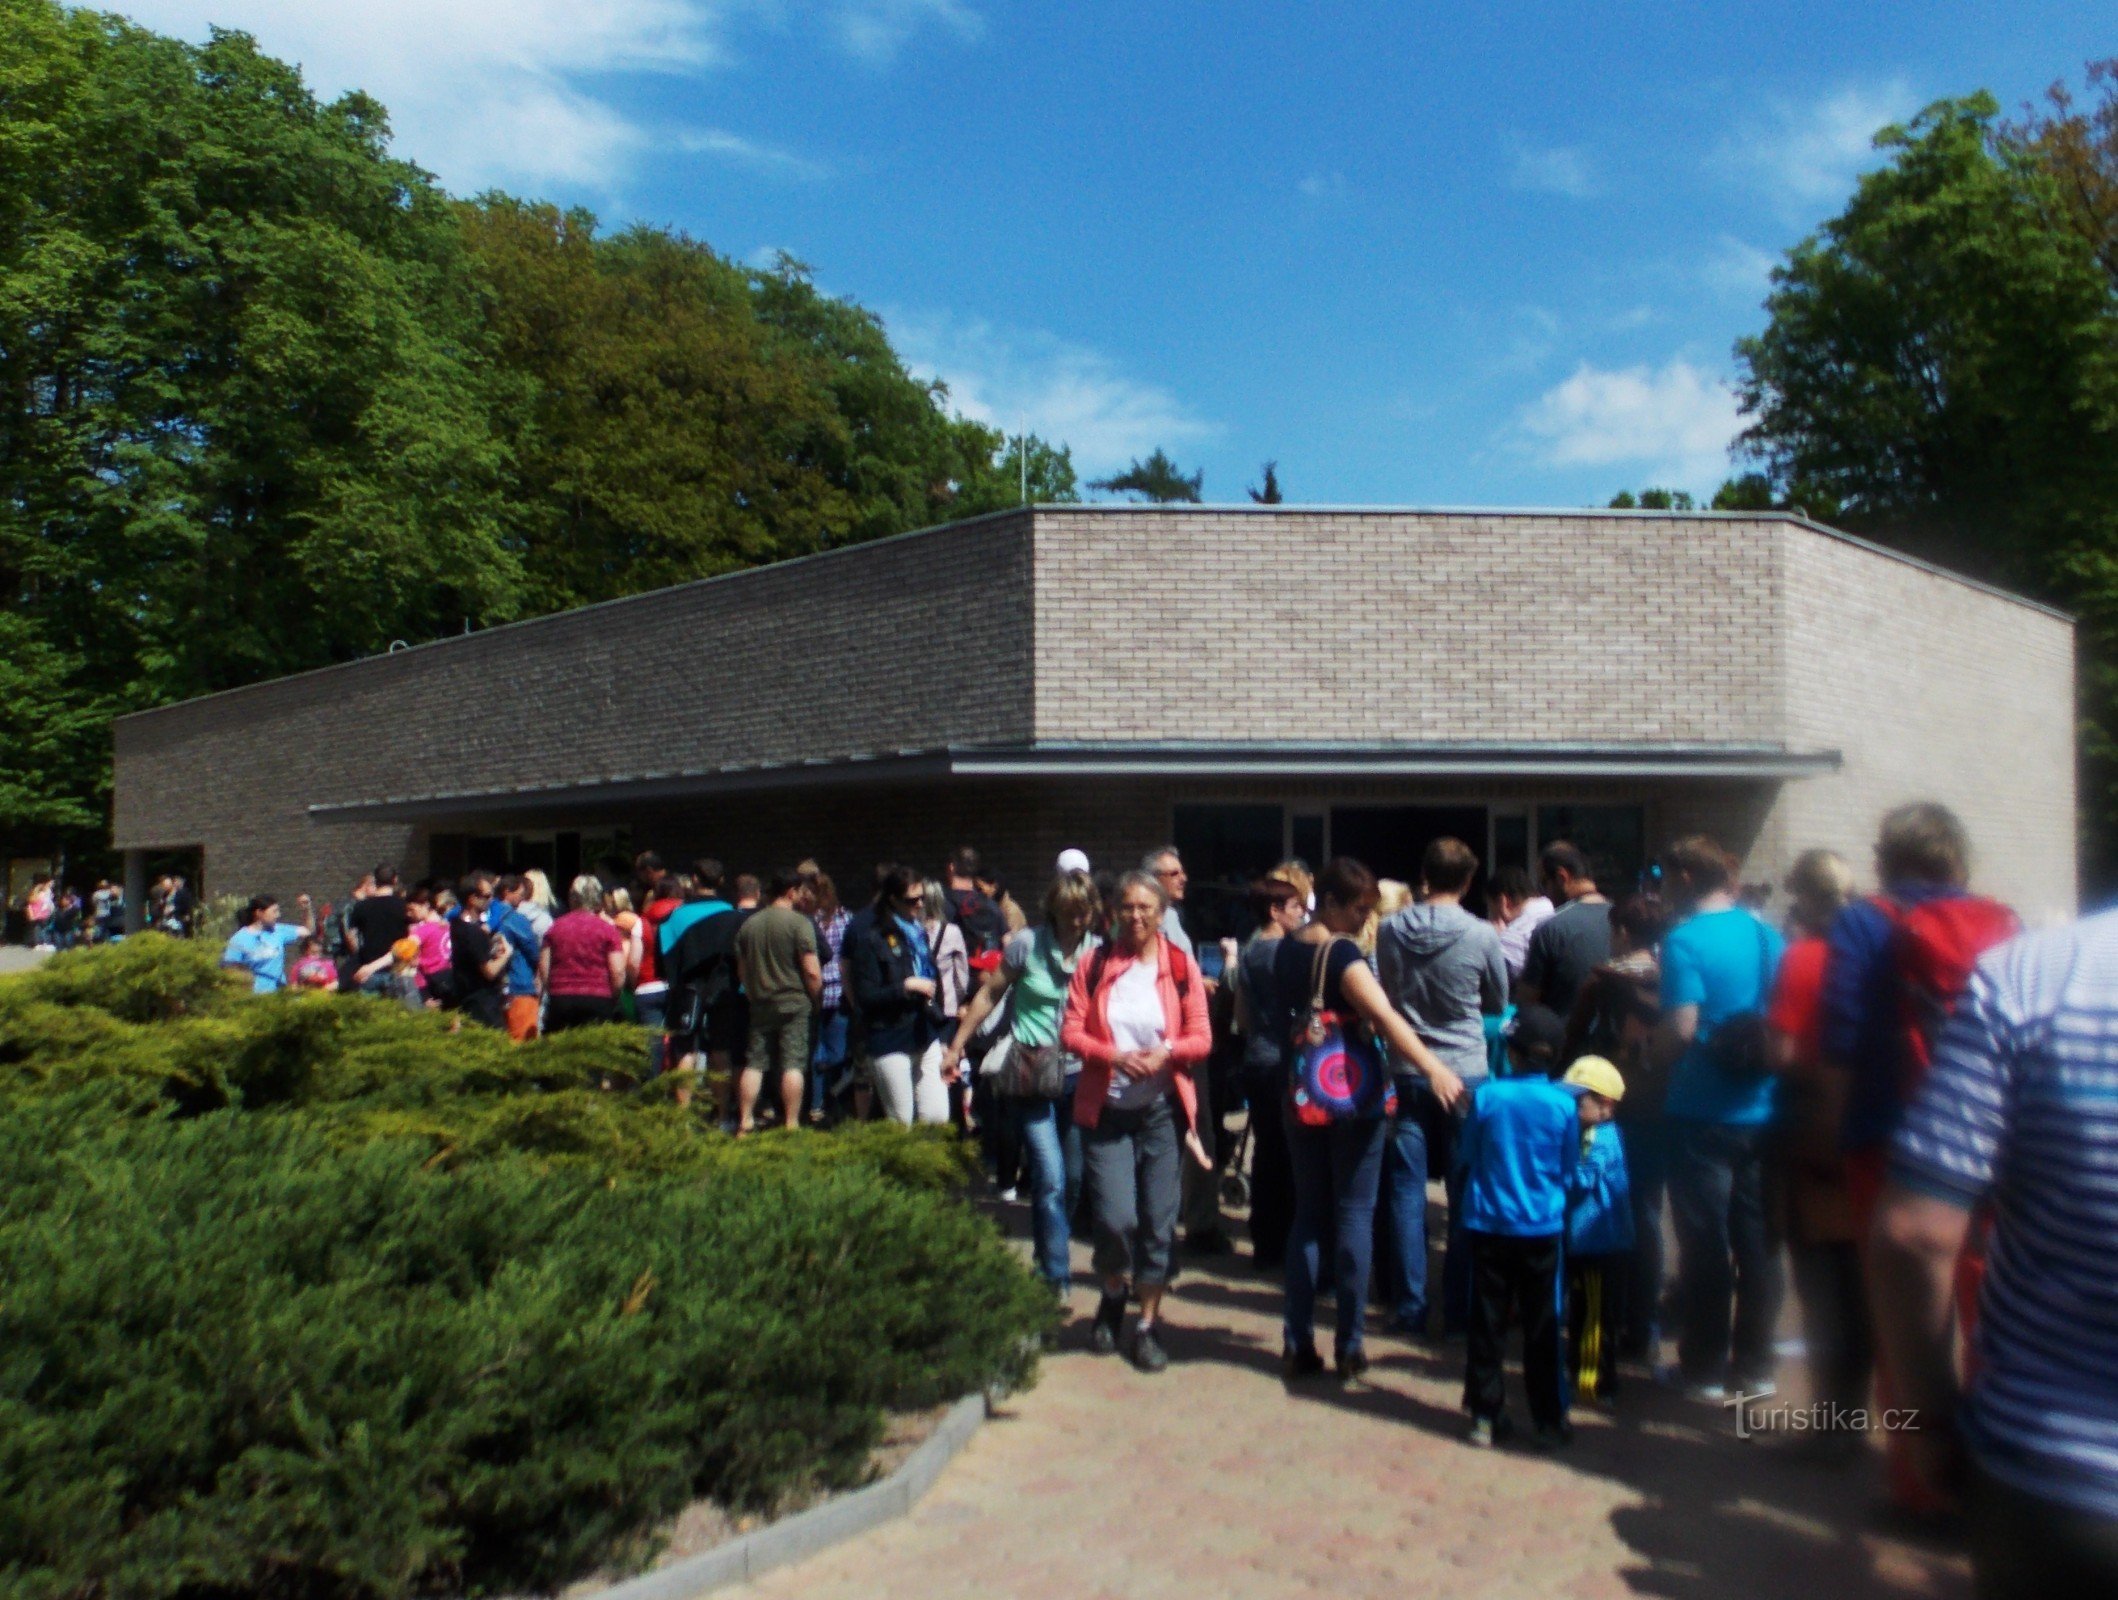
1083,1094,1182,1287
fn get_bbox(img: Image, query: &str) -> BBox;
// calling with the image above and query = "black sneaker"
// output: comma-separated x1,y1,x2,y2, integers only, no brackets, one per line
1131,1325,1170,1374
1282,1343,1325,1380
1530,1420,1575,1451
1335,1347,1371,1383
1091,1293,1125,1355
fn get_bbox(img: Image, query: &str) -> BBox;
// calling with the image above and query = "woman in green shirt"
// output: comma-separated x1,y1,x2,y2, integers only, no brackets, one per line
943,870,1103,1295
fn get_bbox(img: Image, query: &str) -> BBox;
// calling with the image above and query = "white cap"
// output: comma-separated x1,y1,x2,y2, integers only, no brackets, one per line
1056,848,1091,875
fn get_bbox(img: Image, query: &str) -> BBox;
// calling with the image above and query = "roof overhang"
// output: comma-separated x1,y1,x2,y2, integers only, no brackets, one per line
305,742,1840,823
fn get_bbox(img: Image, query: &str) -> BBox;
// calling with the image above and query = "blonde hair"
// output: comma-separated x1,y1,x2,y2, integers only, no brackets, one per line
1784,848,1855,934
566,873,603,911
1375,879,1413,919
603,885,633,916
525,869,557,911
1271,860,1314,906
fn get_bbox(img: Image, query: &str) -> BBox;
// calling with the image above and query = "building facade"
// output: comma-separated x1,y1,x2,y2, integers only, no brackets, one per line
111,505,2078,931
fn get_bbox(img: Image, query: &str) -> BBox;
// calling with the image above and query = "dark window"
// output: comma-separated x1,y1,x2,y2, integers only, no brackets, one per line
1537,804,1647,897
1290,813,1325,872
1173,803,1284,942
1328,805,1491,914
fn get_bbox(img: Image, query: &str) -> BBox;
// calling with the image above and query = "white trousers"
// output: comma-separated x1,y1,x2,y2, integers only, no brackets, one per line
872,1042,952,1125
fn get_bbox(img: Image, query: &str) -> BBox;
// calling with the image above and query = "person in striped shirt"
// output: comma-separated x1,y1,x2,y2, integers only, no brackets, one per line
1871,909,2118,1596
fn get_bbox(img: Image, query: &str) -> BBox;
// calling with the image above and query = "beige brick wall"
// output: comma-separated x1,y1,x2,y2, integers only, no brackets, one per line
1029,508,1787,744
1767,526,2076,922
107,504,2078,918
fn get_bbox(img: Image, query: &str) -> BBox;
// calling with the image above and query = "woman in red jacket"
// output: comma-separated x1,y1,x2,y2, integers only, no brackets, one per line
1061,870,1213,1373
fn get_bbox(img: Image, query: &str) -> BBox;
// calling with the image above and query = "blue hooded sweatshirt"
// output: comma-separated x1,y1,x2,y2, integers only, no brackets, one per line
1566,1122,1635,1256
1456,1077,1581,1237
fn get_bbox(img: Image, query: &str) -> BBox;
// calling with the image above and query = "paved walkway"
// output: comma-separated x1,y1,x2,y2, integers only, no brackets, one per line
743,1226,1969,1600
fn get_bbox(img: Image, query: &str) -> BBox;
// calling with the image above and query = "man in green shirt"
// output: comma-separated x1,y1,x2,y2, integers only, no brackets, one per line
734,868,822,1133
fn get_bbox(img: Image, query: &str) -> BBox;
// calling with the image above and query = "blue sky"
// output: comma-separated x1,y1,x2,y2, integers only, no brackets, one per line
120,1,2109,505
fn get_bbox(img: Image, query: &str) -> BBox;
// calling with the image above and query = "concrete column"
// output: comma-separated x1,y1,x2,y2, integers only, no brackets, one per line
122,849,147,934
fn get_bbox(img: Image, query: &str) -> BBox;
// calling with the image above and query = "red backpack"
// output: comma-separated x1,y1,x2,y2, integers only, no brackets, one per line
1874,893,2020,1101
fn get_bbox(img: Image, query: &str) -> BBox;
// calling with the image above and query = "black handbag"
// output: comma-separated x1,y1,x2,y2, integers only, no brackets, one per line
1702,916,1778,1082
998,1041,1069,1100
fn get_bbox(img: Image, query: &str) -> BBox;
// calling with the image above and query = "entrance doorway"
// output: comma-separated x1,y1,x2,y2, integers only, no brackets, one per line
1328,805,1491,912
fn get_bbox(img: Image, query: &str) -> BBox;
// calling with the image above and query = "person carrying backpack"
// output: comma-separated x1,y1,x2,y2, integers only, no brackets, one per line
942,847,1009,974
1822,802,2018,1517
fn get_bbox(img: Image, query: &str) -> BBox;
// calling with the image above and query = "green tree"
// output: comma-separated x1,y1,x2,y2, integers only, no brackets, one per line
1248,461,1283,504
1606,488,1695,510
1,2,521,843
1090,448,1204,503
1,3,1076,853
1732,88,2118,879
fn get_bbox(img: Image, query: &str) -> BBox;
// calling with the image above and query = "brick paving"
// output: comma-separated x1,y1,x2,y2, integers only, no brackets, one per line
741,1228,1969,1600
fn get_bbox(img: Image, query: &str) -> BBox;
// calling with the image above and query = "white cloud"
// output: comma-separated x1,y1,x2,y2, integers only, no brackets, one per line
833,0,982,62
114,1,979,191
1508,139,1598,199
679,129,829,180
1723,79,1916,211
1702,234,1778,298
890,312,1214,478
1517,358,1741,492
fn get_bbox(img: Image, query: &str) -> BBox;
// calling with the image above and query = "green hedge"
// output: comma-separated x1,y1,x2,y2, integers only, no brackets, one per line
0,940,1047,1600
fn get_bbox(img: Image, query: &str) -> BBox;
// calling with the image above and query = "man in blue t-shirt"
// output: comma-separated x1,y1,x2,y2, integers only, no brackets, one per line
220,893,314,992
1654,835,1785,1400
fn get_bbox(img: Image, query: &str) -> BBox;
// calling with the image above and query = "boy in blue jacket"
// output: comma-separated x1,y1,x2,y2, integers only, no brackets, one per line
1457,1058,1624,1447
1562,1056,1634,1404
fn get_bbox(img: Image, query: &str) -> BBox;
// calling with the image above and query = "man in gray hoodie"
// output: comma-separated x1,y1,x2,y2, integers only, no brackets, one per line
1374,837,1510,1336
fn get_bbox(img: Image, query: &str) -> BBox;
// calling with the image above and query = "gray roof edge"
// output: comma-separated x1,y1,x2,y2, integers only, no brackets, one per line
306,739,1841,820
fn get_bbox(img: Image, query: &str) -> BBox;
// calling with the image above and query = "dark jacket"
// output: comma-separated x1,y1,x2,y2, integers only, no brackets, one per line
846,911,933,1058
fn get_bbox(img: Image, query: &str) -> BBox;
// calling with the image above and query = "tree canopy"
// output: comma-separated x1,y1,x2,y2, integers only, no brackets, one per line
1090,448,1204,504
1733,75,2118,879
0,0,1066,852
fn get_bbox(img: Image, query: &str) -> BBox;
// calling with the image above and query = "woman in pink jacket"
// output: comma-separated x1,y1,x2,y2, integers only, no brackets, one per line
1061,869,1213,1373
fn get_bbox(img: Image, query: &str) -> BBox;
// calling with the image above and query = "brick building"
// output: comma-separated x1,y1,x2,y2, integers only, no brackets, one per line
111,505,2077,932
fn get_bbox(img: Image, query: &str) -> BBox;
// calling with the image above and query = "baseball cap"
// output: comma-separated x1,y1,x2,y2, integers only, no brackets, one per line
1056,848,1091,874
1562,1055,1627,1102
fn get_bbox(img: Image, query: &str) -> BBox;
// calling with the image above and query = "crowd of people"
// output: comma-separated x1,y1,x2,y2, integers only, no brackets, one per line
7,872,182,947
199,809,2116,1597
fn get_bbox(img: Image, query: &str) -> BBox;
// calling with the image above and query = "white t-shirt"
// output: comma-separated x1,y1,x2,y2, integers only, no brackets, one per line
1105,957,1171,1108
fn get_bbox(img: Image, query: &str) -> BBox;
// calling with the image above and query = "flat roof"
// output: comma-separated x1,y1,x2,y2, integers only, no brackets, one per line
112,503,2065,727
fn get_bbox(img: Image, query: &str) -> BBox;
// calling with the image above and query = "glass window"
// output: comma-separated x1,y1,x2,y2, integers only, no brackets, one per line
1536,804,1647,898
1172,803,1285,942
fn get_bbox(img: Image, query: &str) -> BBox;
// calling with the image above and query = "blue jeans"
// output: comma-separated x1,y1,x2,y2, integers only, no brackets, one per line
809,1009,848,1114
1061,1073,1084,1229
636,989,668,1077
1669,1121,1782,1385
1376,1104,1431,1327
1284,1115,1387,1360
1619,1117,1669,1354
1009,1096,1072,1290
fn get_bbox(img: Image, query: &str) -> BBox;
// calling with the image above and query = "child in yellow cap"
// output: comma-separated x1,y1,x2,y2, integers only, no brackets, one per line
1562,1056,1634,1404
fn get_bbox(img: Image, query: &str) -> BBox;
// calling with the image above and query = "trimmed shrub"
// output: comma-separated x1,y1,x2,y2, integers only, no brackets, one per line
0,944,1047,1600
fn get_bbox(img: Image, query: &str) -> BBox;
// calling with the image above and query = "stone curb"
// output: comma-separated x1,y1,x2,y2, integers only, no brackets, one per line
581,1392,990,1600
